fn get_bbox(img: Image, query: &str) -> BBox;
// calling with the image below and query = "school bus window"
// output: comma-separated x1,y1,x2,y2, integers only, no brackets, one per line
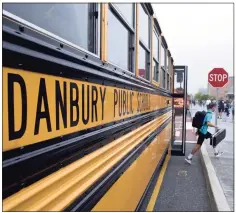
161,44,166,70
138,4,151,80
108,4,134,72
139,44,150,80
3,3,100,55
161,43,166,88
108,8,129,70
113,3,134,27
139,4,150,48
167,73,170,90
153,29,159,82
153,62,159,82
167,54,169,73
162,69,166,88
153,30,159,61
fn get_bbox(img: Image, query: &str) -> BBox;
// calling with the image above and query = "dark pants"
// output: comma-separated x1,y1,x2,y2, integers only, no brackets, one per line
225,108,229,116
197,131,212,146
218,108,224,113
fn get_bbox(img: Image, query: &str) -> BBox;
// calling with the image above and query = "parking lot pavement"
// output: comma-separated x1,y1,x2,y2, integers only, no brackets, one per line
190,105,234,211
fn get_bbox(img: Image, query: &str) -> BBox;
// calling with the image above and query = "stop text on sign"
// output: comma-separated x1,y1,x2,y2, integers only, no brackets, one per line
209,73,228,82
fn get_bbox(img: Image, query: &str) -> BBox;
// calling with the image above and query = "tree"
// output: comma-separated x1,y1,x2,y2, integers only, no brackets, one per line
194,93,212,101
194,92,202,101
201,94,211,101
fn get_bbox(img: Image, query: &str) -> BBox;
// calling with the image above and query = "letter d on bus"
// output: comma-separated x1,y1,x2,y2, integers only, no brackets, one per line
8,73,27,140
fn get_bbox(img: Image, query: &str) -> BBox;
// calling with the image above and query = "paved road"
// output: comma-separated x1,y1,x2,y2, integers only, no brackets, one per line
190,105,234,211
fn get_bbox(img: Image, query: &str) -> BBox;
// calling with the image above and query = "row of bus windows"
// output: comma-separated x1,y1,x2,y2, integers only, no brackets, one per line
3,3,173,90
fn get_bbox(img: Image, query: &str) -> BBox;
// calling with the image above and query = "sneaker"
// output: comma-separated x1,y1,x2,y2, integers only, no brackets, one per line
185,158,192,165
214,151,224,157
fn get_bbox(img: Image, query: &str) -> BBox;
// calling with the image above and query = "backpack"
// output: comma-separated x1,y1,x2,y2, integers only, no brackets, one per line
192,111,208,129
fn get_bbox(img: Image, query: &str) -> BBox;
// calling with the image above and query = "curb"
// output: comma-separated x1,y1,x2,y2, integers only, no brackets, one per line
199,143,231,211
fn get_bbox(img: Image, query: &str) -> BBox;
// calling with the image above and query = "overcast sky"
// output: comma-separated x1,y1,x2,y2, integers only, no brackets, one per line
152,4,233,95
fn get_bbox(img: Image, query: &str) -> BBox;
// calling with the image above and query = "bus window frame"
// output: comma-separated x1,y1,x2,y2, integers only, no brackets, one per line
167,73,170,90
161,67,166,89
152,28,160,86
161,43,166,71
151,16,162,88
107,3,135,73
136,3,151,82
3,4,101,58
170,57,174,92
166,50,171,91
112,3,135,29
160,44,166,89
160,35,168,90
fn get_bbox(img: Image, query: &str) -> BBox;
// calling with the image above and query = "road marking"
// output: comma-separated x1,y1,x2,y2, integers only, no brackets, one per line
177,170,188,176
146,154,170,211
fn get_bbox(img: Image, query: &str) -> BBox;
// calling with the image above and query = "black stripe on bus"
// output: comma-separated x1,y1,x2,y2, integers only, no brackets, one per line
3,44,171,98
64,118,171,211
3,106,171,162
3,107,171,199
3,22,172,97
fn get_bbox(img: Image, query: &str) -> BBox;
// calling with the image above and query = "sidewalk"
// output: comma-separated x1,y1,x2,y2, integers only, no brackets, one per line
190,105,234,211
154,143,211,211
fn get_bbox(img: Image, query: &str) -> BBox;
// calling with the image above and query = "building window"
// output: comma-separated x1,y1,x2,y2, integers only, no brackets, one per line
3,3,100,55
108,4,134,72
153,30,159,83
138,4,150,81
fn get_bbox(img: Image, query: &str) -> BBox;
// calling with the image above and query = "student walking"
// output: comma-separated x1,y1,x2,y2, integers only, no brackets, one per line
224,101,230,117
232,101,234,122
218,100,224,119
185,103,223,164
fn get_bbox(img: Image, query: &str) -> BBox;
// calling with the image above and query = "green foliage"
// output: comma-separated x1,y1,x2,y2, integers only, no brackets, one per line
194,93,212,101
194,92,202,101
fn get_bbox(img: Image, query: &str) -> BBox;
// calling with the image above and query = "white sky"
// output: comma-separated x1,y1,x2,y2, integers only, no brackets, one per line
152,3,234,95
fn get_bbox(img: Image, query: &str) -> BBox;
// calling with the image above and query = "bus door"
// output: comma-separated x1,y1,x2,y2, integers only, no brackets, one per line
171,66,188,156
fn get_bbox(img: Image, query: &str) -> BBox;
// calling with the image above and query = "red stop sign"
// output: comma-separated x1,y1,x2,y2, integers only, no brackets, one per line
208,68,228,87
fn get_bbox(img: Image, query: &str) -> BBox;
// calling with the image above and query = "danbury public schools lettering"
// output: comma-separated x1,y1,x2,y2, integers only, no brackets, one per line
3,68,163,151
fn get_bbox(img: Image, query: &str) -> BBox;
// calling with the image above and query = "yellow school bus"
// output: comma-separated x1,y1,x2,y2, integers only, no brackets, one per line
3,3,176,211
